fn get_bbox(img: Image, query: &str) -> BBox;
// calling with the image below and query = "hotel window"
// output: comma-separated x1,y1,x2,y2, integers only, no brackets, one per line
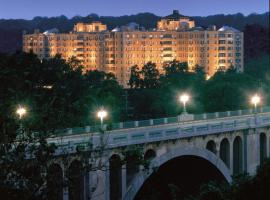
236,53,241,57
219,59,226,64
235,59,241,63
218,53,226,57
218,34,225,38
163,34,172,38
236,34,241,39
218,46,226,50
219,40,226,44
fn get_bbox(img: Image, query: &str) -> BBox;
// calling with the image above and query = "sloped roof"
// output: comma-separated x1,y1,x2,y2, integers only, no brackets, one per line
43,28,59,35
112,27,120,32
218,26,240,32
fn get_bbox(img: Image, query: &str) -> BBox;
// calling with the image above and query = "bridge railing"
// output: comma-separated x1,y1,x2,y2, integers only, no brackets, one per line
52,106,270,137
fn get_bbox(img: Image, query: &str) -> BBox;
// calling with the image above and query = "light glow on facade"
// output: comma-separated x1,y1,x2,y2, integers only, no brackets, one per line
23,10,244,87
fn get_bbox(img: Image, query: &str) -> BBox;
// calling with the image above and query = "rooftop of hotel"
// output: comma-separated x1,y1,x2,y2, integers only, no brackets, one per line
162,10,191,20
27,10,241,35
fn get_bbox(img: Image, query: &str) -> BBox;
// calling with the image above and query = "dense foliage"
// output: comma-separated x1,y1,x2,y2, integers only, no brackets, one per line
0,52,126,199
0,52,269,129
0,52,124,143
127,58,269,120
244,24,270,61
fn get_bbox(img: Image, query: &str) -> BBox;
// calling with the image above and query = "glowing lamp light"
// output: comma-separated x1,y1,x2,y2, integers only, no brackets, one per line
16,106,27,119
180,94,189,104
179,93,190,114
251,94,261,109
97,109,108,126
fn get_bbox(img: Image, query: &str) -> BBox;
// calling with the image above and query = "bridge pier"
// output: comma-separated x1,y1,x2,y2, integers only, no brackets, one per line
229,138,234,174
63,189,68,200
267,133,270,158
122,164,127,198
246,129,260,175
243,130,248,172
63,174,69,200
105,163,110,200
89,167,108,200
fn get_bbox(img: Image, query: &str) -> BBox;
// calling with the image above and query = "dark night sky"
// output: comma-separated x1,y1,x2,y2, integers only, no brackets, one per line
0,0,269,19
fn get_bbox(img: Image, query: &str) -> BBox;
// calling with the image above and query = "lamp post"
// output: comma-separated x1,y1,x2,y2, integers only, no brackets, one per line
179,93,190,114
97,109,108,128
16,106,27,136
251,94,261,113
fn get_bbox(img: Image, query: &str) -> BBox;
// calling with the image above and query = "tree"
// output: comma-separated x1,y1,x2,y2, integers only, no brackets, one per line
0,52,145,199
0,52,88,199
158,61,205,115
163,60,188,76
245,55,270,82
140,62,160,89
0,133,58,199
84,70,124,123
129,65,141,89
244,24,270,61
202,69,259,112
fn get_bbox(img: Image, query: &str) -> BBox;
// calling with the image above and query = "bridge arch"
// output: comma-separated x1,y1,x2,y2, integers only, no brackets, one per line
124,147,231,200
220,138,230,168
233,136,243,174
206,140,217,154
144,149,156,161
68,160,85,200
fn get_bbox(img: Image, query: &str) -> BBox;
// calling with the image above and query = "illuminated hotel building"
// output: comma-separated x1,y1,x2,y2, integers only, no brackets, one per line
23,10,244,86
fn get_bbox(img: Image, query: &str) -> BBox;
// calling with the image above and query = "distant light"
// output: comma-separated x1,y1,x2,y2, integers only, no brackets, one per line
42,85,53,89
206,75,211,80
16,106,27,119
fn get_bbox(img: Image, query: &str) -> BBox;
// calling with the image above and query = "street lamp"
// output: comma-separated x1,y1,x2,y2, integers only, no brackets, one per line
16,106,27,120
179,93,190,114
16,106,27,137
251,94,261,113
97,109,108,127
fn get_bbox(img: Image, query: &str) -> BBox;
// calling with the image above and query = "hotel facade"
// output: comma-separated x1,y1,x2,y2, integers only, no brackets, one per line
23,10,244,86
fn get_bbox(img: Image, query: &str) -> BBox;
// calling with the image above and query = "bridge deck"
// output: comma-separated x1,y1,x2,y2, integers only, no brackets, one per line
47,107,270,152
